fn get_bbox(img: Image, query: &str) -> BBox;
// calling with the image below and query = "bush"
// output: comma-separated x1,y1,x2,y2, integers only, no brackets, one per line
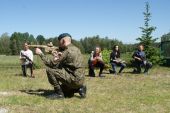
102,49,112,68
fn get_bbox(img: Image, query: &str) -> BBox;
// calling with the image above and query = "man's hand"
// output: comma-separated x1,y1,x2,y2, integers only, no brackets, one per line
137,58,142,61
52,51,62,61
96,56,102,61
35,48,43,55
135,57,142,61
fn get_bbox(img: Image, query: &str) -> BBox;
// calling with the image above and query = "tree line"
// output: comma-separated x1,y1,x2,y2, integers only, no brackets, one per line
0,32,137,55
0,31,169,64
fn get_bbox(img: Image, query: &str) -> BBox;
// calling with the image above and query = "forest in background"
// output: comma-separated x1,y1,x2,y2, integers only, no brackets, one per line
0,31,162,55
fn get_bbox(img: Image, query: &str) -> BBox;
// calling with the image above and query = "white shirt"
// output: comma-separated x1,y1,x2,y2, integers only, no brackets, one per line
20,49,33,65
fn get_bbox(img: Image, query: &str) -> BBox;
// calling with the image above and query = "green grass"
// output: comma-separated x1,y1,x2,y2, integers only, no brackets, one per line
0,55,45,69
0,68,169,113
0,56,170,113
0,55,88,68
0,55,20,67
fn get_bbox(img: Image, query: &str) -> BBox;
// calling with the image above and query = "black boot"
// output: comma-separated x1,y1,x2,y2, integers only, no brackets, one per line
61,84,75,98
109,69,116,74
89,69,95,77
132,68,140,74
47,88,64,99
78,85,87,98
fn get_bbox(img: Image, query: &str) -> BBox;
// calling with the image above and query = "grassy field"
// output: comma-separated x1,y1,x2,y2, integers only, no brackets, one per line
0,55,45,69
0,55,170,113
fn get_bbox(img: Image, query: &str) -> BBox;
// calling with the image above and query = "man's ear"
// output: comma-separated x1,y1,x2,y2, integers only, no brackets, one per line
62,39,66,45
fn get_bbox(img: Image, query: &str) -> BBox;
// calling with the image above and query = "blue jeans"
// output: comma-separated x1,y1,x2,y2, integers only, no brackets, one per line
110,62,126,73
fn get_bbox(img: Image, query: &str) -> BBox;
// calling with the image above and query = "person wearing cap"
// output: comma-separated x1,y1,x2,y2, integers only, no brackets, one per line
35,33,86,99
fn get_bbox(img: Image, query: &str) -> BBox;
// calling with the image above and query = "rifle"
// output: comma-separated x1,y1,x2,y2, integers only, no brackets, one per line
28,42,58,53
21,52,33,63
112,58,126,63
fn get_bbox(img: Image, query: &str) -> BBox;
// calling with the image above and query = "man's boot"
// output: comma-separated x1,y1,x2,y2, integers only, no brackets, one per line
78,85,87,98
61,84,75,98
47,88,64,99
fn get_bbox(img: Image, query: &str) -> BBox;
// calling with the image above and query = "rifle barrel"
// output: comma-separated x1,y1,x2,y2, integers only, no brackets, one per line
28,45,59,53
28,45,47,48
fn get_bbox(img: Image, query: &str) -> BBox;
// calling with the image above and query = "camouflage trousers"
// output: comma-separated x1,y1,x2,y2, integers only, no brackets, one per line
46,67,85,96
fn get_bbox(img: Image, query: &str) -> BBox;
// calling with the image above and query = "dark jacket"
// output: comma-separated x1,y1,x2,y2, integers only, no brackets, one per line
110,51,120,63
132,50,146,62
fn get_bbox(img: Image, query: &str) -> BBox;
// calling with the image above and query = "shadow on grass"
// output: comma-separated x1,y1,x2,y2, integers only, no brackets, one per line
19,89,54,97
15,73,23,76
123,71,137,74
19,89,83,99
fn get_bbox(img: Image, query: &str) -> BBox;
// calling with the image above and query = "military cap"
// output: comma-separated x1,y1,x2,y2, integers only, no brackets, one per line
58,33,72,41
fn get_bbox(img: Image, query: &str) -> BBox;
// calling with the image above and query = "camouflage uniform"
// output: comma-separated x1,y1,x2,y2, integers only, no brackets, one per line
39,44,85,97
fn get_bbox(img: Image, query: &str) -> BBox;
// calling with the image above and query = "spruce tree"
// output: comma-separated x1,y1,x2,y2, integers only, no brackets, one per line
137,2,160,64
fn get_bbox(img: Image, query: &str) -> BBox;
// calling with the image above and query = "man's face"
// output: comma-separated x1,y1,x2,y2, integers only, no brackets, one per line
95,47,100,53
24,43,28,50
139,45,144,51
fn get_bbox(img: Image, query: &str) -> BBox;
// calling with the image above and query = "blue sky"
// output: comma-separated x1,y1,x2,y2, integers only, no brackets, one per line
0,0,170,43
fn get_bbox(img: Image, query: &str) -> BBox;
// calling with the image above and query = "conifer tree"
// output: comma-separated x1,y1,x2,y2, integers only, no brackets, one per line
137,2,160,64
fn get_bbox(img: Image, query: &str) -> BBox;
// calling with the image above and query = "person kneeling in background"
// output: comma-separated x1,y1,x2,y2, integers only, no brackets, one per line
88,46,105,77
109,45,126,75
132,44,152,74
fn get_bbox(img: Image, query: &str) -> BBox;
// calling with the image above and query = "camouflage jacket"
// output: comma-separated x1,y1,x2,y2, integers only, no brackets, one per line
39,44,85,79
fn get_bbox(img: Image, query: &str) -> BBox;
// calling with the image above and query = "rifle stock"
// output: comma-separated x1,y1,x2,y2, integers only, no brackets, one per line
28,43,58,53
